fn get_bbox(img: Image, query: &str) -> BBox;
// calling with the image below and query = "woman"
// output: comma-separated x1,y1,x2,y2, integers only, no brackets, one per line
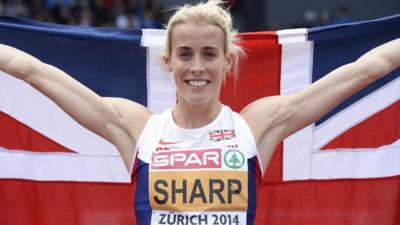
0,1,399,224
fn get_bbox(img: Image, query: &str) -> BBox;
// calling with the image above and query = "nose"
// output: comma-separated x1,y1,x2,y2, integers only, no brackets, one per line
190,55,205,74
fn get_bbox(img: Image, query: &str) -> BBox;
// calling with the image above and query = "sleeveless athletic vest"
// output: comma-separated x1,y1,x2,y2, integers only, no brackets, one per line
133,105,261,225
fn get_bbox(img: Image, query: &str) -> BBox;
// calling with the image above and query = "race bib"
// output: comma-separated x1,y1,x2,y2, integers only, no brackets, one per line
149,148,248,225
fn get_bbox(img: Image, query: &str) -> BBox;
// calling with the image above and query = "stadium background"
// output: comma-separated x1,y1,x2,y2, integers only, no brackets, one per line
1,0,399,30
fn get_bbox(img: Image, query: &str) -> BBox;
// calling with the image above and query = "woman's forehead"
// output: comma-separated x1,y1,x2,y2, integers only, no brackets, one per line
171,22,225,50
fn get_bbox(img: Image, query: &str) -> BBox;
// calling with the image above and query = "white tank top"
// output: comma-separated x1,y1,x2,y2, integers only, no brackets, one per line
133,105,261,225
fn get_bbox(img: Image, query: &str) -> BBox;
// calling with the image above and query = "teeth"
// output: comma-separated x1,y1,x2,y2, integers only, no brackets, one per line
188,80,207,88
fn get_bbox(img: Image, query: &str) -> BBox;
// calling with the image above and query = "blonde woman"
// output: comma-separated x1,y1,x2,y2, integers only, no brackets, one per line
0,1,399,224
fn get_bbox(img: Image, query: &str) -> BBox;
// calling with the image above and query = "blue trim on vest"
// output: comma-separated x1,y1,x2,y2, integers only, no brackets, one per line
247,156,257,225
134,159,151,225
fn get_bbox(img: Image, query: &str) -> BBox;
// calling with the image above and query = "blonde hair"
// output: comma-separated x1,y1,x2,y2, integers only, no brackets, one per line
163,0,244,80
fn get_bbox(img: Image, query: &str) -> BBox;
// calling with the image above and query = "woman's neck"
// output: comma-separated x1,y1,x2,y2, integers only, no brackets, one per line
172,100,222,129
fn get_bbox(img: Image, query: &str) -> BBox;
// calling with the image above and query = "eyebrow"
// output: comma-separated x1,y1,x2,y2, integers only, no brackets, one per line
176,46,191,51
203,46,219,51
175,46,219,51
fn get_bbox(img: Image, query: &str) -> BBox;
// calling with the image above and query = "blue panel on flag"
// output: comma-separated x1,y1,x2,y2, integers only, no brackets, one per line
308,14,400,126
0,16,147,105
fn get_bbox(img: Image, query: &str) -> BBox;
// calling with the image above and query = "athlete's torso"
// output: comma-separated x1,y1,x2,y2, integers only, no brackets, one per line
133,105,262,225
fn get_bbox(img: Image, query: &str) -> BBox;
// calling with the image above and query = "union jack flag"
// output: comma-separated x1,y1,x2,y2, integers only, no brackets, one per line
208,129,236,142
1,15,399,225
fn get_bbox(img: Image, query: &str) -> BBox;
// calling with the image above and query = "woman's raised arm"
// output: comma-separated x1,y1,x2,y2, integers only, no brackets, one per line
242,38,400,171
0,44,151,169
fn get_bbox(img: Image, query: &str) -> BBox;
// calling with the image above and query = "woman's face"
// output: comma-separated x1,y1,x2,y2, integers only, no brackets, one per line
165,22,231,107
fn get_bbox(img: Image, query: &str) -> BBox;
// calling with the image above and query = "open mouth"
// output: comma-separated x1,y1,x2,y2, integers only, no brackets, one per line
185,80,209,88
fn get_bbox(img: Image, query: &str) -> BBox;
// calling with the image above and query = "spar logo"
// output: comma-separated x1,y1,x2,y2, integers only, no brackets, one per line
224,149,245,169
151,149,222,170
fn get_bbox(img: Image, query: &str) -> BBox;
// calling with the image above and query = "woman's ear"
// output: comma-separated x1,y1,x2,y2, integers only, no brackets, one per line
163,56,172,72
224,53,233,73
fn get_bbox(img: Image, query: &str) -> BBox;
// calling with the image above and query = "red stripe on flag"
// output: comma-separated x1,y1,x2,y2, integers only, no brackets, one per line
255,176,400,225
0,179,135,225
322,100,400,149
221,32,281,112
0,111,75,153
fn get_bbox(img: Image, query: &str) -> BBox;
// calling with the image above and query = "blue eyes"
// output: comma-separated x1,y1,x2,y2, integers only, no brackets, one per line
179,52,190,59
178,52,217,60
205,52,217,59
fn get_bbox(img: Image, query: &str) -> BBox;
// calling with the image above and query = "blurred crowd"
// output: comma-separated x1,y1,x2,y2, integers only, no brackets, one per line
0,0,166,28
293,5,352,28
0,0,352,30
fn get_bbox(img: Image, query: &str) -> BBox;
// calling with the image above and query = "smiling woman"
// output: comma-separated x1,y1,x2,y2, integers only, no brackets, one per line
163,0,243,79
162,0,244,130
0,0,399,225
166,22,228,121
